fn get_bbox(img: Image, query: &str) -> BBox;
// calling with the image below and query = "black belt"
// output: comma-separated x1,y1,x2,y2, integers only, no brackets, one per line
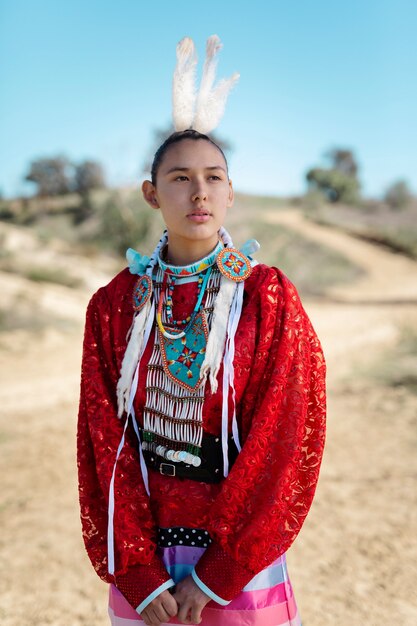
142,434,239,483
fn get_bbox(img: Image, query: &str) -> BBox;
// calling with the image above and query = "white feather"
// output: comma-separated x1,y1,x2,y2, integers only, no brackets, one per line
194,72,240,134
194,35,222,114
172,37,198,131
193,34,239,134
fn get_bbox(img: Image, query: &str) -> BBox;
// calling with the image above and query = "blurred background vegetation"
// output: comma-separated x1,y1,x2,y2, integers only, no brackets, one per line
1,134,416,290
0,117,415,325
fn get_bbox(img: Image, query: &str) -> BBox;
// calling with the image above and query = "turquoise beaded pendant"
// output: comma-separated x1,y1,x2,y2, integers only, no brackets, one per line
158,311,209,391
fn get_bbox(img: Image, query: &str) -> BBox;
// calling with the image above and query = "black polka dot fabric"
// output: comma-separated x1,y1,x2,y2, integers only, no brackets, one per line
157,526,212,549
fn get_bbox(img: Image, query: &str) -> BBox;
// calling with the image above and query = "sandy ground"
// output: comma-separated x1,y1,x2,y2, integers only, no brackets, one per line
0,212,416,625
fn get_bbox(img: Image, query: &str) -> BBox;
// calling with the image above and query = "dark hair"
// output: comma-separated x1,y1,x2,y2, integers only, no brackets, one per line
151,129,229,185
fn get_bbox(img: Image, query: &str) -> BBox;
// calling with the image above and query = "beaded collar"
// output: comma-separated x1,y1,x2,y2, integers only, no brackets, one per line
157,239,224,277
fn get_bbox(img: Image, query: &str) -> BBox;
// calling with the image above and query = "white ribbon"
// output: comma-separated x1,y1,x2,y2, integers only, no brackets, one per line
107,415,130,576
228,281,244,452
221,281,244,477
107,300,155,575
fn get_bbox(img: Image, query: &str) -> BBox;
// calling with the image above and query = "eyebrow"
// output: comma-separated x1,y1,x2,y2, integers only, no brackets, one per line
164,165,227,175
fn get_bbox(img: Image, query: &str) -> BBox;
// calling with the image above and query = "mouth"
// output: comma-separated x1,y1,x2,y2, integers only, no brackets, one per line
187,209,211,216
187,210,211,223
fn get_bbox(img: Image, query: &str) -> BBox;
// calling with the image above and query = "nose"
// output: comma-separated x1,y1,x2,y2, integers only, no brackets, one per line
191,184,208,202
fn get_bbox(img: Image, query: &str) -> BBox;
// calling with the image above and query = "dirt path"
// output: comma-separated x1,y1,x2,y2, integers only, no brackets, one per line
0,214,416,625
264,209,417,303
264,209,417,380
262,210,417,625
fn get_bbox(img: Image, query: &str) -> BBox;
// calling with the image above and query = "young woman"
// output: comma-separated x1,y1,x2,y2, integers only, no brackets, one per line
77,37,326,626
77,129,326,626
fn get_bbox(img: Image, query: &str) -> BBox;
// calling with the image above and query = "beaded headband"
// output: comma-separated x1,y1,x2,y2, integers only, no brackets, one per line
172,35,240,134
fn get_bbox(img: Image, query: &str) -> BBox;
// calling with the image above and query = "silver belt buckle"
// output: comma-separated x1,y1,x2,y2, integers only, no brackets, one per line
160,463,176,477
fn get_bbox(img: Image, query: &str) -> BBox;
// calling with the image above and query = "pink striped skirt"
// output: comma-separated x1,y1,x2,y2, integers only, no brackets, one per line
108,544,301,626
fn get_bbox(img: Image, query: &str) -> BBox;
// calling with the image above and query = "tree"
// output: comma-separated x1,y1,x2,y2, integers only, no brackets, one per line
384,180,412,210
25,156,73,196
305,147,360,204
74,160,106,194
98,192,151,255
325,148,358,178
306,168,360,204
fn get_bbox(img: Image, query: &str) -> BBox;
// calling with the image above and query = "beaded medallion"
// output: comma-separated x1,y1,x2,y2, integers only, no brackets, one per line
216,248,252,282
132,274,152,312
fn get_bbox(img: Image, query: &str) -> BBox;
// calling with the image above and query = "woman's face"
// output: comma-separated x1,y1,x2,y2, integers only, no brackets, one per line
142,139,234,252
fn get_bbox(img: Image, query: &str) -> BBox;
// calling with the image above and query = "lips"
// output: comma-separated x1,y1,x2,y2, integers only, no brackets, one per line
187,210,211,222
188,209,211,216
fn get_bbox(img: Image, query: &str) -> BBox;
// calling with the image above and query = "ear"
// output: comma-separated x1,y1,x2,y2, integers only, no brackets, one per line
142,180,160,209
227,179,234,208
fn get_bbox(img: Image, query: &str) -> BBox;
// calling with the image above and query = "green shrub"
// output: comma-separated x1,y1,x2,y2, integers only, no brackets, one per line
94,191,151,255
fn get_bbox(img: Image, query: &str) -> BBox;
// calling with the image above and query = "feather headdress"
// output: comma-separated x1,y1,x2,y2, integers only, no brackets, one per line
172,35,239,134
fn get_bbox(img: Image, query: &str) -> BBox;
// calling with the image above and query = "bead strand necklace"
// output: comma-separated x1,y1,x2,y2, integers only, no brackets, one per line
165,273,204,327
156,266,212,340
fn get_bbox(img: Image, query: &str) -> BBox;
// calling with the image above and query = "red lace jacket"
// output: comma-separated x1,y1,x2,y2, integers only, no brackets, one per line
77,263,326,610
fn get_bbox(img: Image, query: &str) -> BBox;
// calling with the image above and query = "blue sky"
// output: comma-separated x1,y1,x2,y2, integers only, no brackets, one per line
1,0,416,199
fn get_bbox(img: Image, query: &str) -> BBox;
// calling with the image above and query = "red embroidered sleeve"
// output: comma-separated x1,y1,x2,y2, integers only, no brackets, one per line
77,286,172,609
194,266,327,600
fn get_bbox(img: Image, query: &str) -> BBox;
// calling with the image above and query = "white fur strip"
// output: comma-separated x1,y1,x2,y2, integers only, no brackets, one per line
200,276,236,393
116,233,166,417
116,299,151,417
221,281,244,476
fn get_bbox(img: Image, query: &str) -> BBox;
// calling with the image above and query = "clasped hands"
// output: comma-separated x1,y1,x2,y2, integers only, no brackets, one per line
140,575,211,625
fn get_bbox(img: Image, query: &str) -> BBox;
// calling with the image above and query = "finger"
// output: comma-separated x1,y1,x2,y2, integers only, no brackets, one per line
152,603,170,623
140,609,154,626
177,602,191,623
190,604,203,624
162,594,178,617
143,608,161,626
172,591,186,609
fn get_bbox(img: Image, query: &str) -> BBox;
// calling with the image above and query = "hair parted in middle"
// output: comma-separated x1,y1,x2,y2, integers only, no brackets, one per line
150,129,229,186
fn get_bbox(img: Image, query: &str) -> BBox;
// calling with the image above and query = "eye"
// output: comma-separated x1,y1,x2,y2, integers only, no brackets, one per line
174,175,189,181
208,175,221,181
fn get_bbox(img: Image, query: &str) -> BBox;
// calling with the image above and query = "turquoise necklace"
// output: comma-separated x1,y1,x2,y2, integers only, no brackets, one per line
155,240,222,340
156,267,212,340
157,239,223,277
